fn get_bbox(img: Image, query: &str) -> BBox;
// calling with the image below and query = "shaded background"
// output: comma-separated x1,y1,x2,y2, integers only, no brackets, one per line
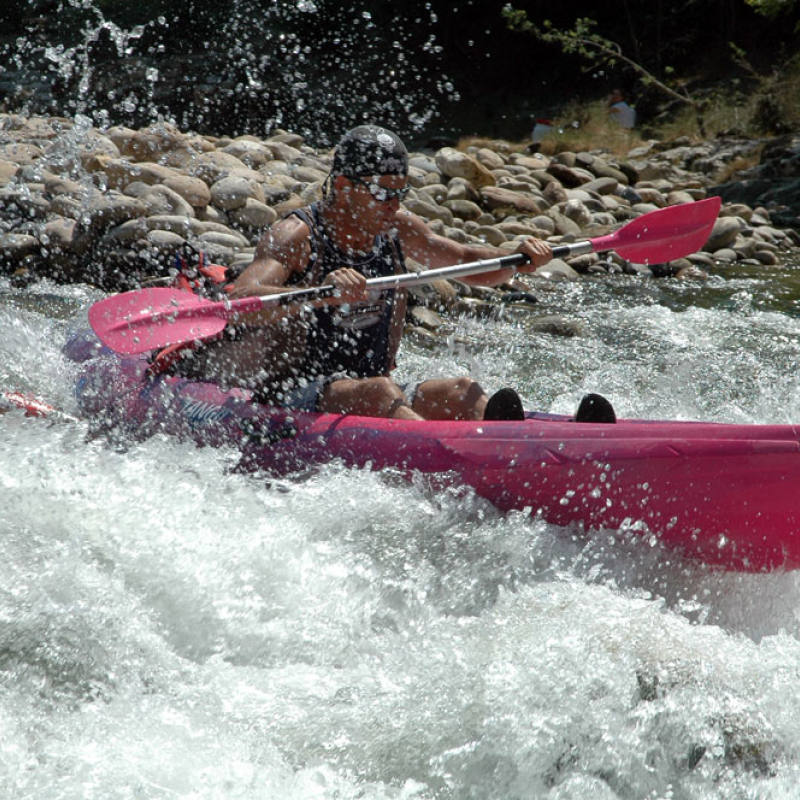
1,0,799,145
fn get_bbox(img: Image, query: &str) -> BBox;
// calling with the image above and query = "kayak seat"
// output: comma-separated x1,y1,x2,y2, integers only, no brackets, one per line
575,393,617,424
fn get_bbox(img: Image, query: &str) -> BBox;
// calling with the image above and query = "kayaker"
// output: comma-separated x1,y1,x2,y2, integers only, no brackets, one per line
186,125,553,421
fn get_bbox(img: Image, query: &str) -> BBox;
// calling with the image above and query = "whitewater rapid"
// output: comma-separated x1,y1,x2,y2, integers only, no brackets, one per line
4,272,800,798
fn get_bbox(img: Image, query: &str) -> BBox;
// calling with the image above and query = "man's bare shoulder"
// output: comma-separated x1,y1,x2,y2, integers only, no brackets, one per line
393,207,437,247
254,212,313,271
263,213,312,249
393,207,429,234
393,207,448,260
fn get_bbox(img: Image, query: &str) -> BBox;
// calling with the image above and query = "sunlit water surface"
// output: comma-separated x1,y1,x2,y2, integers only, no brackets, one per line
3,268,800,799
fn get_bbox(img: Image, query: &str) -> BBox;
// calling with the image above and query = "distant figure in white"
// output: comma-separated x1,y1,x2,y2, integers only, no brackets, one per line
607,88,636,129
530,117,553,150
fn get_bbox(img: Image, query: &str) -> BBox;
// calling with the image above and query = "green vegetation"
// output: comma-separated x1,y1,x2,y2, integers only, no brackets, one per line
744,0,798,20
532,101,642,155
456,101,644,157
502,12,694,111
502,4,800,144
460,68,800,158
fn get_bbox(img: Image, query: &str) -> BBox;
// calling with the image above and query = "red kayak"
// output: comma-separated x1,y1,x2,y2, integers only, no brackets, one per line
64,330,800,573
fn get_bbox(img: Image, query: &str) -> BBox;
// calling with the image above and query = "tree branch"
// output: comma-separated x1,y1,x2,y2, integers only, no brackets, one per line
502,8,696,107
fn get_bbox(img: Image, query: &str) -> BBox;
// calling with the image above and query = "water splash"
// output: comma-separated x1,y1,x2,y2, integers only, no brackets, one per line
1,0,454,144
5,264,800,795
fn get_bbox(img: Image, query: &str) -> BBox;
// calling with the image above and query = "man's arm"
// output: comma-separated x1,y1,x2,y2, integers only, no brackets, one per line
229,216,311,300
229,216,369,326
395,209,551,287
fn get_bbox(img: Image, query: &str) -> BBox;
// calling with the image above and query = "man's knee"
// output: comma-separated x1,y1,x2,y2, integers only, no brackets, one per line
365,377,408,412
413,377,487,420
453,377,484,398
434,377,484,407
418,377,482,401
325,376,410,417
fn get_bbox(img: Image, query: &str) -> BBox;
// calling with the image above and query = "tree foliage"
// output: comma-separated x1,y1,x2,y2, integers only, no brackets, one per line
502,9,696,108
744,0,797,18
503,3,800,137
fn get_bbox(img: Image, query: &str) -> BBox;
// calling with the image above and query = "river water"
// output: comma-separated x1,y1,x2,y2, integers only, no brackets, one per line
4,0,800,794
3,263,800,799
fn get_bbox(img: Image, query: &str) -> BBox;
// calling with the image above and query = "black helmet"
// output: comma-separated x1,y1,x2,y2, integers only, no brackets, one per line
331,125,408,179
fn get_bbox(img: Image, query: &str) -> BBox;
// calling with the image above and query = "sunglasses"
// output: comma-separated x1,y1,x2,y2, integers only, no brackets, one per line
349,176,411,202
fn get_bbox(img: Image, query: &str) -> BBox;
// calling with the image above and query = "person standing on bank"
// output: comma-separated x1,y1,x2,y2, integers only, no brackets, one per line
192,125,552,421
607,88,636,130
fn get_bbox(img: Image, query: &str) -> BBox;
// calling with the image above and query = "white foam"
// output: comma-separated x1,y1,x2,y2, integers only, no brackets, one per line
4,274,800,797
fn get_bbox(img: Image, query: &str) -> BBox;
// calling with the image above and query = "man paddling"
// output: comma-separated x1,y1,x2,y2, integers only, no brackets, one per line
185,125,552,420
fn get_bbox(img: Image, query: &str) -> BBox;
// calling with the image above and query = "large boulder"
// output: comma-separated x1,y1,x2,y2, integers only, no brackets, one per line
221,140,274,168
228,198,278,230
703,216,744,252
434,147,496,188
441,199,483,221
163,175,212,208
97,158,182,191
402,196,454,225
210,175,265,211
534,258,580,281
480,186,542,216
139,185,196,218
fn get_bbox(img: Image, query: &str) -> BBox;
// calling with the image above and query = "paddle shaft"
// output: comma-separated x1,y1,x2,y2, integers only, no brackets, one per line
213,195,723,313
1,391,76,421
88,248,582,354
233,242,591,313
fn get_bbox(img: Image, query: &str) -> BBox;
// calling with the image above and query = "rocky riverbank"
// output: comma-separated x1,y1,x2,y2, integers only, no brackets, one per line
1,114,800,334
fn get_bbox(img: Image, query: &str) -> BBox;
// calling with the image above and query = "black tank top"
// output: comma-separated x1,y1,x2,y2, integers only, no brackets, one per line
287,203,407,380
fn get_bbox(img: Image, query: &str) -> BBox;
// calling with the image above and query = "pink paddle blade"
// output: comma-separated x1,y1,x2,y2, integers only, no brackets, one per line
592,196,721,264
88,287,230,354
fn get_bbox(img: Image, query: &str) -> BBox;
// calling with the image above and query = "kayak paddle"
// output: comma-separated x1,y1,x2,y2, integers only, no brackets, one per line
89,197,721,355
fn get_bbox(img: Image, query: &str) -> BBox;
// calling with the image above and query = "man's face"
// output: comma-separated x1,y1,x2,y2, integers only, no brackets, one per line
335,174,408,233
